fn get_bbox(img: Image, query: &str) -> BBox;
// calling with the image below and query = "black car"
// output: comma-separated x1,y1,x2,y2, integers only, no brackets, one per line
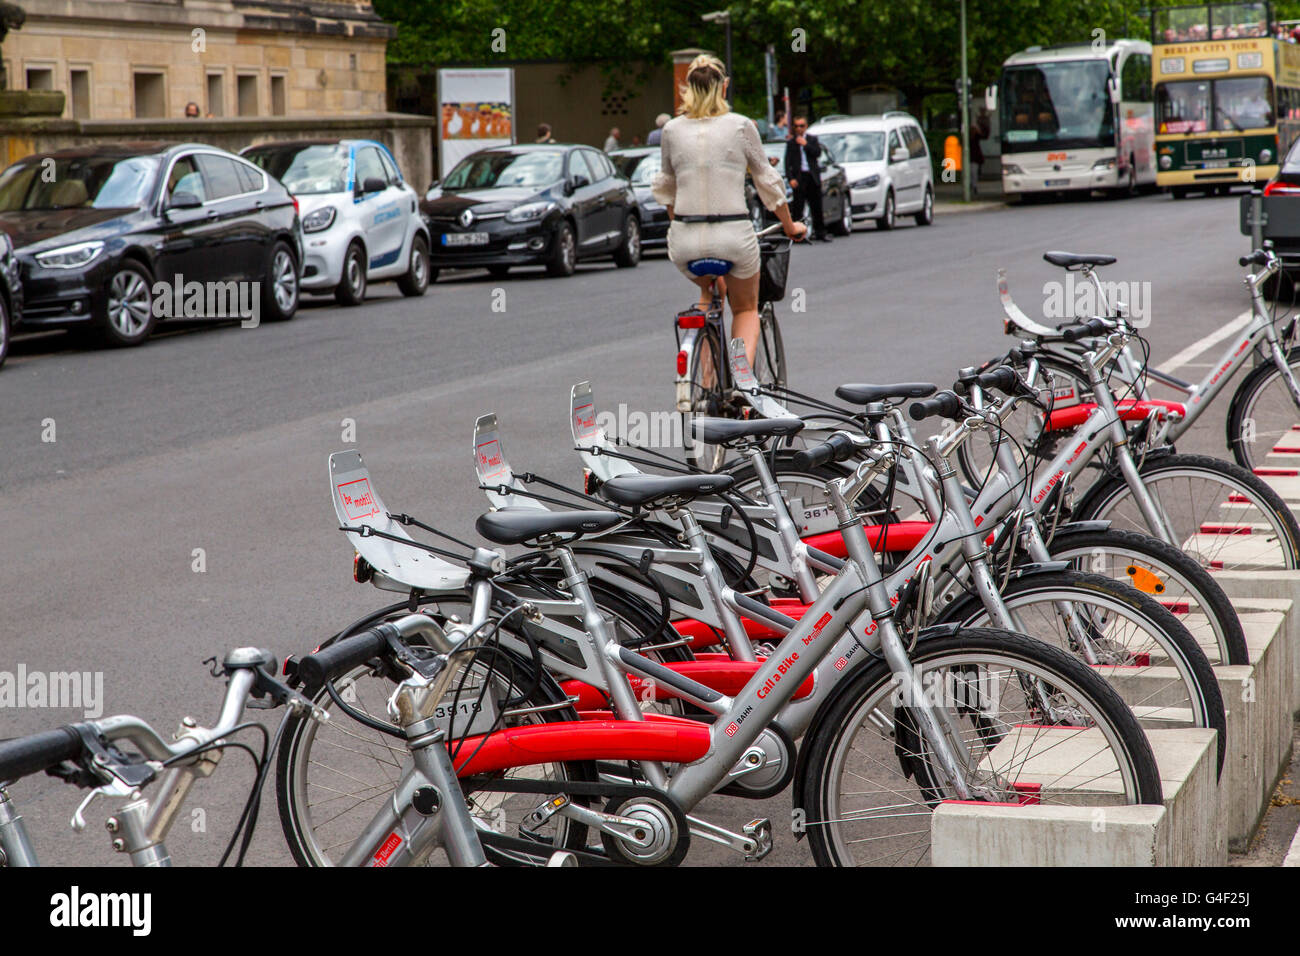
747,141,852,236
609,147,670,249
422,144,641,278
0,229,23,369
0,142,302,348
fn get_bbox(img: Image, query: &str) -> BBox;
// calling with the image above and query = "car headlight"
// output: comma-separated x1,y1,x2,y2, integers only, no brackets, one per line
302,206,337,233
1092,157,1117,170
1002,163,1024,176
35,240,104,269
506,201,556,223
849,175,880,189
1159,155,1172,170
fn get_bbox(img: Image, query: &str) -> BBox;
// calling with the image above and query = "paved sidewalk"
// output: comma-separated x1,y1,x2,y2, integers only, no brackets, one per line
934,178,1007,214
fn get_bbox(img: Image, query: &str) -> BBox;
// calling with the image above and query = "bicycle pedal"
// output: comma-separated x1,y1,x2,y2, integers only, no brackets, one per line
743,818,773,862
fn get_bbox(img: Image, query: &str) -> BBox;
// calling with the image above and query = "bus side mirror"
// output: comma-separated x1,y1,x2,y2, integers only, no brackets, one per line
985,85,998,112
1108,76,1120,104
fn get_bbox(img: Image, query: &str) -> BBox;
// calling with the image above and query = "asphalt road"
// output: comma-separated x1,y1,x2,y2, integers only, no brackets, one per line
0,190,1264,866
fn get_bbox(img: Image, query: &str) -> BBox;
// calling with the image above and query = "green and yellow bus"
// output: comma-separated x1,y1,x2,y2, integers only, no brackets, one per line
1152,1,1300,196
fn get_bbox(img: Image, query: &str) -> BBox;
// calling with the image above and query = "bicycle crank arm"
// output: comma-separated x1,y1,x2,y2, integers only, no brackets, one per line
685,814,773,861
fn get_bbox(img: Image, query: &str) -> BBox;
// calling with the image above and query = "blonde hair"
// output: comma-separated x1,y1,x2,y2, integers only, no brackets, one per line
679,54,730,119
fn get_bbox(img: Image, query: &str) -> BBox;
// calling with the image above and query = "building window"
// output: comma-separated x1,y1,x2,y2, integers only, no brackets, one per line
270,74,286,115
237,74,258,116
69,68,90,118
133,71,166,118
25,66,53,90
206,73,224,117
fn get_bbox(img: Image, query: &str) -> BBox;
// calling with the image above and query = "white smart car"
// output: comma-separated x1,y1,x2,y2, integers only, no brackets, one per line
242,139,430,304
807,113,935,230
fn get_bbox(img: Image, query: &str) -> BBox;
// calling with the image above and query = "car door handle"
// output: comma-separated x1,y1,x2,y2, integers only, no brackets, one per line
206,209,219,219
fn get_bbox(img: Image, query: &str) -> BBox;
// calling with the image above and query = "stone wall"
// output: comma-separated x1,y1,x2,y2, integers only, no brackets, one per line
0,113,437,192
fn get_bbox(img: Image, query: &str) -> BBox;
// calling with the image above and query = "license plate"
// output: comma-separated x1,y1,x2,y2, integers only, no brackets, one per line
429,689,500,737
442,232,489,247
1044,179,1070,187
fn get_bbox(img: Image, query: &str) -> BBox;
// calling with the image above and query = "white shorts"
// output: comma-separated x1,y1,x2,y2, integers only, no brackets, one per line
667,220,761,281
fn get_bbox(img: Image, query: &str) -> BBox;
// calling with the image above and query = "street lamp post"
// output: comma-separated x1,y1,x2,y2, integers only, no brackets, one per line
702,9,733,103
960,0,971,202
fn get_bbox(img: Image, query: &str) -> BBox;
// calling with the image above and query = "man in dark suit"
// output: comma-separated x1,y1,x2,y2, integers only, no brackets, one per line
784,115,830,242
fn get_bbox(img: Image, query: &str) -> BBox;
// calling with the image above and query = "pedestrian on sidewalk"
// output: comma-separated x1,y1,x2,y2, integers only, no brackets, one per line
647,113,670,145
536,122,556,143
603,126,621,151
785,114,830,241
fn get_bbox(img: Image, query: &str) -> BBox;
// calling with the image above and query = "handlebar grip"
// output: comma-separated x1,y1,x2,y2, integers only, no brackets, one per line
976,365,1020,393
792,432,857,470
1059,323,1095,342
1240,250,1269,267
0,725,84,782
297,623,396,690
909,390,964,422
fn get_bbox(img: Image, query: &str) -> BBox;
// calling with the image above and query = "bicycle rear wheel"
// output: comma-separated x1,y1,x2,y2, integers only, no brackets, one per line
798,627,1163,867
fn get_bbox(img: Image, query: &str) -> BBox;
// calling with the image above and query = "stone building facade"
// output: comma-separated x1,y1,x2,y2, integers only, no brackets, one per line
3,0,392,120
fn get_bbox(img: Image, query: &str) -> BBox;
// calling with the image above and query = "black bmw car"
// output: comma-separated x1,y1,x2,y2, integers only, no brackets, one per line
0,142,302,348
0,230,23,369
609,146,670,249
422,144,641,278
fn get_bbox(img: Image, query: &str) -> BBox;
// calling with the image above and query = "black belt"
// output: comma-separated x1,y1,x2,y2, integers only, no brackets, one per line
673,213,751,223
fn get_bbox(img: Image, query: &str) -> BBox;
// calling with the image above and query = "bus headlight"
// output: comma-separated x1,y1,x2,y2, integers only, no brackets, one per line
1261,149,1273,164
1092,157,1117,170
1159,155,1172,170
1002,163,1024,176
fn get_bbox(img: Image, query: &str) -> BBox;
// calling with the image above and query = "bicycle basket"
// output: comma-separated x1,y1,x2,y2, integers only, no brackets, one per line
759,237,791,303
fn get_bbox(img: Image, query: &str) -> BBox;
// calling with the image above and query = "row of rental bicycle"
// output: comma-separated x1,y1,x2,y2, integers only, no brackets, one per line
4,246,1300,867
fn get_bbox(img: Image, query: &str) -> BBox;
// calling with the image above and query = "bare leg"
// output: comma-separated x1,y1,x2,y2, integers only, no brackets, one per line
691,276,716,311
725,272,761,364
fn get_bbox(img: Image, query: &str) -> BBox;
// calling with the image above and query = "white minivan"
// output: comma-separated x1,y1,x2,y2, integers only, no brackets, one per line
807,113,935,229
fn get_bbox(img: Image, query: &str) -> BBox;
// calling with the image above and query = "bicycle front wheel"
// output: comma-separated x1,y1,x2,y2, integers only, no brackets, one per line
683,322,727,472
1074,452,1300,572
755,301,786,390
798,627,1163,867
1226,346,1300,472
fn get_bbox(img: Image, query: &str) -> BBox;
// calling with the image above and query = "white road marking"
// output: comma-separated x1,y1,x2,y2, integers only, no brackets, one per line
1160,310,1252,373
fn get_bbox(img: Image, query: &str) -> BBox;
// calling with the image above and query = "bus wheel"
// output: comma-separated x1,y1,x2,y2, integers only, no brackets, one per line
1171,186,1188,200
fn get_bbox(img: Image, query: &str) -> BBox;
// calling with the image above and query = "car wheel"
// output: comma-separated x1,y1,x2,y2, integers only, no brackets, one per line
829,193,852,236
546,222,577,277
914,187,934,226
876,190,896,230
334,241,367,306
96,260,156,347
614,215,641,267
487,264,511,278
397,233,430,297
0,291,9,369
263,240,299,322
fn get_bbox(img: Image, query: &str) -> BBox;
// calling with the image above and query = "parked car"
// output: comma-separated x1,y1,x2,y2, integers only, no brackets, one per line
1243,136,1300,297
808,113,935,229
609,146,669,249
747,141,853,236
0,229,23,369
421,144,641,278
242,139,430,305
0,142,301,347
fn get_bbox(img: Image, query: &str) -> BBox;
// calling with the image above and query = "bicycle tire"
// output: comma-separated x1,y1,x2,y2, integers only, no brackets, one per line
797,626,1163,867
755,301,787,390
1225,345,1300,473
1073,452,1300,571
683,322,727,473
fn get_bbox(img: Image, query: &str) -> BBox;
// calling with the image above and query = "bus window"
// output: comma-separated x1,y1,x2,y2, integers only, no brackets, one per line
1215,76,1274,131
1211,2,1268,39
1000,60,1115,148
1156,80,1211,133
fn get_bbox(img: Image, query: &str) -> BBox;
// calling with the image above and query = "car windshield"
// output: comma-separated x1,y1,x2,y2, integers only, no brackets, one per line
1000,59,1115,152
443,151,564,190
243,144,349,194
816,131,886,163
0,154,160,211
612,153,661,185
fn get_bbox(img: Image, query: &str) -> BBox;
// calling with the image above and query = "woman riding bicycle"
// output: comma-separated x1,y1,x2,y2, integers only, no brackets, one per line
652,54,807,363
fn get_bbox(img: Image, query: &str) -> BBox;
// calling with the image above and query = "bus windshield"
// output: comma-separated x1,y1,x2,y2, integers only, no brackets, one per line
1001,60,1116,152
1156,76,1274,132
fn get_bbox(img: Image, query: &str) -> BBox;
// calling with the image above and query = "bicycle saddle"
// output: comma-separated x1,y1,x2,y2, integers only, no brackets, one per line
600,473,735,509
686,257,733,277
835,382,937,405
475,508,623,545
690,416,805,446
1043,251,1117,269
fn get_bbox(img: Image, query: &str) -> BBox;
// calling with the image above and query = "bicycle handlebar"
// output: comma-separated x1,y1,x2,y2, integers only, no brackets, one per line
1240,249,1271,268
909,391,965,422
297,622,397,690
1059,317,1112,341
792,432,859,470
0,726,84,783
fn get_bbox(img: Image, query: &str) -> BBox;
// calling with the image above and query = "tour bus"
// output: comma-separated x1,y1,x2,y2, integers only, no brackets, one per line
996,39,1157,199
1152,1,1300,197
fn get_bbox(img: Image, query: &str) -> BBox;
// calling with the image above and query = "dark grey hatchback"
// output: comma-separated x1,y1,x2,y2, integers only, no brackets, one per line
421,144,641,279
0,142,302,348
